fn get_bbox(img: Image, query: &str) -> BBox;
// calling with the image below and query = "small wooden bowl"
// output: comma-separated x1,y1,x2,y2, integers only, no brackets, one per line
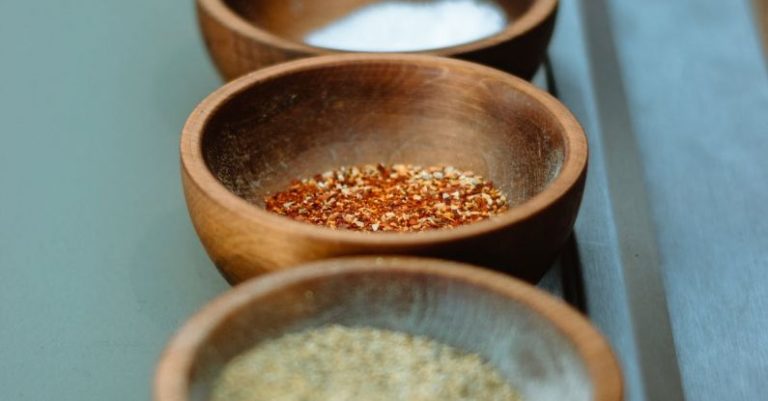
197,0,558,80
181,54,587,284
154,257,622,401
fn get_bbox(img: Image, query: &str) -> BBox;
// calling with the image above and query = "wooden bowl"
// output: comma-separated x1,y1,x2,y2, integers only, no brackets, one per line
197,0,558,80
154,257,622,401
181,54,587,284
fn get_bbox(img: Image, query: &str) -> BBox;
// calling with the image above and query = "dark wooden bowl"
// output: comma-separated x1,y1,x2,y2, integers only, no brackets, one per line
155,257,622,401
181,54,587,284
197,0,558,80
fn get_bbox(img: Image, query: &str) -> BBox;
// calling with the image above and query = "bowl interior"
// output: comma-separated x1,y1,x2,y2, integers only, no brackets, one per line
202,60,566,208
221,0,533,44
187,266,592,401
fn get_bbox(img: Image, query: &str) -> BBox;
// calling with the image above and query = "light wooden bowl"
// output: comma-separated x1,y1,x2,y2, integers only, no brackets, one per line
155,257,622,401
181,54,587,284
197,0,558,80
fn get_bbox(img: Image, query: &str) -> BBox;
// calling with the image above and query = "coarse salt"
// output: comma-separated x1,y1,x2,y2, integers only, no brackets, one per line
304,0,508,52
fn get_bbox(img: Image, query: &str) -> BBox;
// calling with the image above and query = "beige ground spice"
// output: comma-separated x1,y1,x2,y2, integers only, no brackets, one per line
211,325,522,401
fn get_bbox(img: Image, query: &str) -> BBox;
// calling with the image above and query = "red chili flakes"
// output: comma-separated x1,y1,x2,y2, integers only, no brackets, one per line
264,164,509,232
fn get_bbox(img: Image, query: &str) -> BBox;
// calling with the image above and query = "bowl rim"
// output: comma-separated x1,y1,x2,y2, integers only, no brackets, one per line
154,256,622,401
180,54,588,246
197,0,559,55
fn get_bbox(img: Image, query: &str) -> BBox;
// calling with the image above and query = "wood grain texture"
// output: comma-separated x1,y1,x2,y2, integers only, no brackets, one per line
196,0,558,80
180,54,588,284
154,257,622,401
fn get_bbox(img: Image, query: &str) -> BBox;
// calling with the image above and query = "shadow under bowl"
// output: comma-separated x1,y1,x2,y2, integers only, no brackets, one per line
197,0,559,80
181,54,587,284
154,257,621,401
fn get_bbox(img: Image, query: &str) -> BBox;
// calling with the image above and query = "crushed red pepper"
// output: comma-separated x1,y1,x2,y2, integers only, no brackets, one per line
264,164,509,232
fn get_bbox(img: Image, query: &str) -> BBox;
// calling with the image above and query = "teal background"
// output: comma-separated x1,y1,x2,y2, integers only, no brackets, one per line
0,1,228,399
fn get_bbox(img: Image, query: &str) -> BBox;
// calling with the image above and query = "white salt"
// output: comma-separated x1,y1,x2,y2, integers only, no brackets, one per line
304,0,508,52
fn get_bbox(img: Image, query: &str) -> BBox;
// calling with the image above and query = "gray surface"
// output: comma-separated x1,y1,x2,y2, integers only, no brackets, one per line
550,0,768,400
579,0,686,399
547,2,648,400
1,0,768,400
605,1,768,400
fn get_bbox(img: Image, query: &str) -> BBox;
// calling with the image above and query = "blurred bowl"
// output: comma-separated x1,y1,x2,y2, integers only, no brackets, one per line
197,0,558,80
180,54,587,284
155,257,622,401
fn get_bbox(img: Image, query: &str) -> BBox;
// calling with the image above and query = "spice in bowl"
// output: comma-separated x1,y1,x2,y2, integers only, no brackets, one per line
264,164,509,232
303,0,508,52
211,325,522,401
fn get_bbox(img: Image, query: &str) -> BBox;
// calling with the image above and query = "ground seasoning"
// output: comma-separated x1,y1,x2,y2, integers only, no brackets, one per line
211,325,522,401
264,164,509,232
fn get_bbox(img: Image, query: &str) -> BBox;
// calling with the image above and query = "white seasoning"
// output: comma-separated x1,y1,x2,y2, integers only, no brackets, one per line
304,0,508,52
